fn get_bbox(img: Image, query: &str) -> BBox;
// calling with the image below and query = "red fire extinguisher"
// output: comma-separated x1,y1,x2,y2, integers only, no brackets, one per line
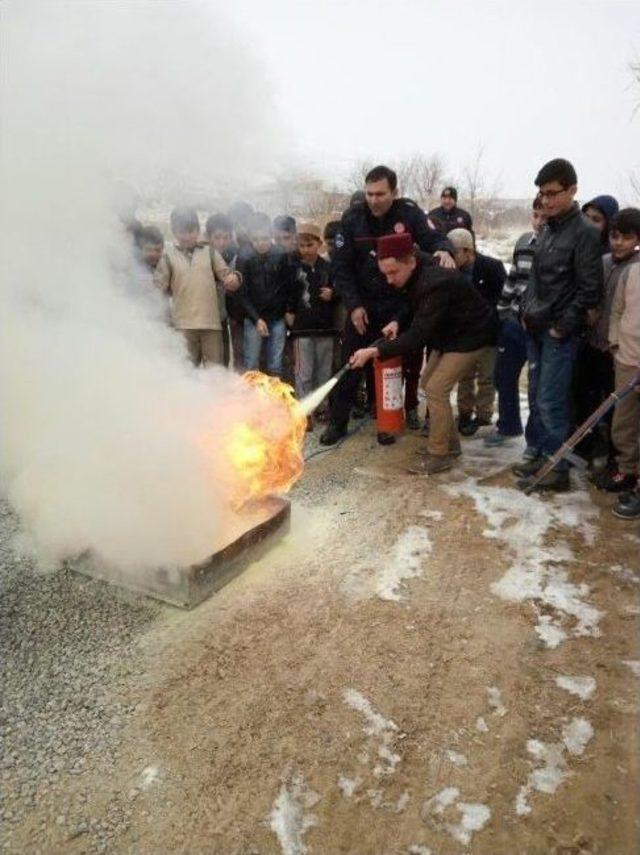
373,355,405,436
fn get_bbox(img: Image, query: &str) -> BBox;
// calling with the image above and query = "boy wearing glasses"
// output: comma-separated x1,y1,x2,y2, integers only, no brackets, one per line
515,158,603,492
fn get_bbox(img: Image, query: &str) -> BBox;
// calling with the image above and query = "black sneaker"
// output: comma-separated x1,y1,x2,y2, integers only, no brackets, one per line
377,432,396,446
319,422,347,446
457,413,474,435
517,469,570,493
460,415,492,437
593,470,638,493
512,457,544,478
352,404,367,420
612,490,640,519
405,409,420,430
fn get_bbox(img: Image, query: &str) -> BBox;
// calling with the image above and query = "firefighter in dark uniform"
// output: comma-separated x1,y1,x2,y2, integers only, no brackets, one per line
320,164,455,445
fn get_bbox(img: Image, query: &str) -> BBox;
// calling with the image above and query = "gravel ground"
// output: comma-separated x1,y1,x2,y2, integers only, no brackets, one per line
0,499,159,851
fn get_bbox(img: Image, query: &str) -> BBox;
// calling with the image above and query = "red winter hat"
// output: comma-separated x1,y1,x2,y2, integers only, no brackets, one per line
376,233,414,260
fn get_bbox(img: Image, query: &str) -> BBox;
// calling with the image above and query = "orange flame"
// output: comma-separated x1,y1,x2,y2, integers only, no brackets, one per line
225,371,306,506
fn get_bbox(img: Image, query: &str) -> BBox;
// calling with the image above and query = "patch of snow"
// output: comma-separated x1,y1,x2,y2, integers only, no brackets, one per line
622,660,640,677
475,716,489,733
424,787,490,846
515,739,568,816
607,564,640,585
407,846,432,855
367,789,383,808
342,689,399,736
419,509,443,522
374,743,402,777
487,686,507,717
624,533,640,545
337,775,360,798
376,525,433,602
446,480,603,647
449,802,491,845
139,766,160,789
269,771,319,855
555,675,596,701
535,614,567,648
445,749,468,767
395,790,410,812
562,717,594,756
623,604,640,616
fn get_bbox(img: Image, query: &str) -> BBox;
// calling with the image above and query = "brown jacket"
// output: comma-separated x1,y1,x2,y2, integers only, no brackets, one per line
154,244,232,330
609,258,640,367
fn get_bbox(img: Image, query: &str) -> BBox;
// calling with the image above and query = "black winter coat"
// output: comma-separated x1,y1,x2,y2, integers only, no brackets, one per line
333,198,452,323
236,247,295,323
377,253,498,358
471,252,506,307
522,203,603,336
427,205,473,233
290,255,336,334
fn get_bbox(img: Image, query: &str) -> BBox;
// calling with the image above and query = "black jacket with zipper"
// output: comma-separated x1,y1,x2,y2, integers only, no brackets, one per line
522,203,603,336
377,253,498,358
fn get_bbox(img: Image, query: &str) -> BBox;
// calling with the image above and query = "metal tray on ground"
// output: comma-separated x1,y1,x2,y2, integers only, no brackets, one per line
73,496,291,608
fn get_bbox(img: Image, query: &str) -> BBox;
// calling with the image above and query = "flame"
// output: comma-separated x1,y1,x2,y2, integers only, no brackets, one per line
225,371,306,506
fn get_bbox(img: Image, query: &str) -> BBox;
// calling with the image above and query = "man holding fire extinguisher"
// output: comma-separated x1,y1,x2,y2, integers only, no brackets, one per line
319,164,454,446
350,233,498,475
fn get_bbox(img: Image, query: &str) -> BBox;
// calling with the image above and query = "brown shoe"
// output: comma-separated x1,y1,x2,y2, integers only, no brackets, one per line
406,454,453,475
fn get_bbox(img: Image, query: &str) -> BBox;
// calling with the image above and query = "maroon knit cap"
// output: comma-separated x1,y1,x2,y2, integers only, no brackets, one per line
376,233,414,260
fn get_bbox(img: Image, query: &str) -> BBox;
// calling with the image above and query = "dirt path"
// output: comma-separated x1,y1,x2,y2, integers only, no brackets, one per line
6,424,640,854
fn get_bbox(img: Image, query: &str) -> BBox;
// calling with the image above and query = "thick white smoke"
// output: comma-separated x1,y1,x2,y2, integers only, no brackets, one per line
0,1,284,572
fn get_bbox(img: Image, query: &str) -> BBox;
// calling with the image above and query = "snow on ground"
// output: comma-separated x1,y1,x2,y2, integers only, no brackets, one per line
445,480,602,646
269,771,320,855
622,660,640,677
376,526,433,602
422,786,491,846
486,686,507,717
342,689,403,780
555,675,597,701
515,716,594,816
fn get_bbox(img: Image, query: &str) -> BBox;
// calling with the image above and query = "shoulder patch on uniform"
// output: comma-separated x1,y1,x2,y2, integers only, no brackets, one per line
335,232,345,249
394,222,406,234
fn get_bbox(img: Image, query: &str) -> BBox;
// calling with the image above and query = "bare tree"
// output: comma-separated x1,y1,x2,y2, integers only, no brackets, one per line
412,154,445,207
348,159,374,191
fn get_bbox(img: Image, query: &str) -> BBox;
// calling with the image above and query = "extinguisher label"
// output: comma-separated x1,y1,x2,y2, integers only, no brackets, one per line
382,365,403,411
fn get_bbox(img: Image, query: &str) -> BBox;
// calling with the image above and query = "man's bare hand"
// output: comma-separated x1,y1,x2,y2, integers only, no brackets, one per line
382,321,399,340
223,272,241,292
256,318,269,337
319,287,333,302
434,250,456,269
285,312,295,328
549,327,563,339
350,347,377,369
586,307,600,327
351,306,369,335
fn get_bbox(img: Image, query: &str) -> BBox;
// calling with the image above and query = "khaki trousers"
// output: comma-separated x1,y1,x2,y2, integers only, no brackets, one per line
421,348,487,456
456,346,497,420
182,329,225,367
612,360,640,474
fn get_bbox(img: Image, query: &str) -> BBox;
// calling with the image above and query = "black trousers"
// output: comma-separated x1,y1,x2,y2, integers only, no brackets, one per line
573,342,615,459
330,318,387,427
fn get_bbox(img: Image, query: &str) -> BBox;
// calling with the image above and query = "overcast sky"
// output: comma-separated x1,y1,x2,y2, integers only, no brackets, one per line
228,0,640,202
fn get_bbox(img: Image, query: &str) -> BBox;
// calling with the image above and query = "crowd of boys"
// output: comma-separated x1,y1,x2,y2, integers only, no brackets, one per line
129,157,640,522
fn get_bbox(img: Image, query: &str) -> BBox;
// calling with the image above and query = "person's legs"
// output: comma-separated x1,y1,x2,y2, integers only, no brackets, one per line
230,318,245,371
328,320,375,428
403,348,424,413
293,336,315,399
524,332,544,457
243,319,263,370
315,336,335,388
494,319,527,436
474,346,497,422
425,350,483,456
456,367,477,419
182,330,202,366
535,331,578,467
200,330,225,366
265,319,286,376
611,361,640,475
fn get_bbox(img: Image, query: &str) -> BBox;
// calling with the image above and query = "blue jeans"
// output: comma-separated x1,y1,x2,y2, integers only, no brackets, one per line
494,319,541,449
243,318,286,376
526,330,578,467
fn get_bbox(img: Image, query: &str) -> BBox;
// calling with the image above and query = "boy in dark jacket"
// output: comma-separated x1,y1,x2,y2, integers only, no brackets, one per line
350,233,497,475
448,228,506,436
288,223,336,425
516,158,603,493
237,213,295,377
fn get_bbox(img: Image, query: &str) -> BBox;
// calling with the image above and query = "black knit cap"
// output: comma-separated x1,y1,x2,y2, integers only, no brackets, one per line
441,186,458,201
